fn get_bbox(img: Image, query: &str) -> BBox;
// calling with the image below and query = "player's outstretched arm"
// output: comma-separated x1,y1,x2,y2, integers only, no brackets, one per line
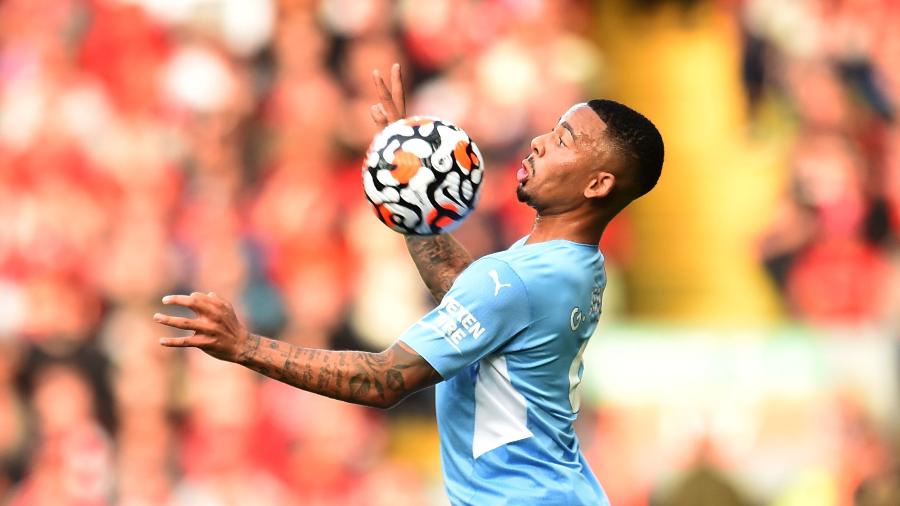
370,63,474,302
154,292,442,409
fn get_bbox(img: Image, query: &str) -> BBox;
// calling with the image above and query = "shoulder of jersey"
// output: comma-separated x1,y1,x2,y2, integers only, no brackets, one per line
486,242,599,284
480,247,536,271
487,241,585,264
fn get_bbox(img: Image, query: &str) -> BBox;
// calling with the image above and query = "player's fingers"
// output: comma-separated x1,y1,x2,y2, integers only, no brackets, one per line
190,291,213,308
372,69,401,121
370,104,388,127
206,291,222,306
161,293,211,313
159,336,200,347
377,104,390,125
153,313,211,332
206,291,234,312
390,63,405,117
372,69,389,100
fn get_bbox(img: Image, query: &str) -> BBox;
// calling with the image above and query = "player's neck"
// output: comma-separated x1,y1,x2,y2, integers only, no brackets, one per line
526,209,610,246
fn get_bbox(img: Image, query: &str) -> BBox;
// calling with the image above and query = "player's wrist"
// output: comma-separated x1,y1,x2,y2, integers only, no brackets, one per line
232,331,261,365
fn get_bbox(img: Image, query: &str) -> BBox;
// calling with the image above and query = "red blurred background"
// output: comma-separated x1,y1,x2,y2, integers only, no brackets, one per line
0,0,898,505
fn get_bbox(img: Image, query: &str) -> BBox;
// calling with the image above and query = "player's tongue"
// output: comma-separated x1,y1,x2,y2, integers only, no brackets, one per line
516,161,530,183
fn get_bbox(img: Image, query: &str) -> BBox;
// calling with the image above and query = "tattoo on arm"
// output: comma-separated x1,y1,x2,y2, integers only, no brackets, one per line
405,235,473,302
237,336,442,408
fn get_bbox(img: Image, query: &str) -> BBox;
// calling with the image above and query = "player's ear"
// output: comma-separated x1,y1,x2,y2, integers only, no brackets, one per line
584,171,615,199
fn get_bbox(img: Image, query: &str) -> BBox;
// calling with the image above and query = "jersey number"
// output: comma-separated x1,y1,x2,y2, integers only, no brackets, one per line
568,340,589,413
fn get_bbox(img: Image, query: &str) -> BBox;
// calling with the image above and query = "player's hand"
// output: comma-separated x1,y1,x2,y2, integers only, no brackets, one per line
153,292,250,363
370,62,406,128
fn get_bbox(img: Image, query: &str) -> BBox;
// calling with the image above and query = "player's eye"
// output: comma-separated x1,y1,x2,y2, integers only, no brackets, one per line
558,136,566,147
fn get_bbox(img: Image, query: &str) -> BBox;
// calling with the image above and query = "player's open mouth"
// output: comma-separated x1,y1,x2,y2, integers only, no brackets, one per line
516,160,531,183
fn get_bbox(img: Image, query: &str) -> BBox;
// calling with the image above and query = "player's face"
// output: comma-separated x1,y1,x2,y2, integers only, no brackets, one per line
516,104,613,213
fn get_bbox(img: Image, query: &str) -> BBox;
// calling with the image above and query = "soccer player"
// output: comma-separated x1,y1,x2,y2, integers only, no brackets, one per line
154,63,663,505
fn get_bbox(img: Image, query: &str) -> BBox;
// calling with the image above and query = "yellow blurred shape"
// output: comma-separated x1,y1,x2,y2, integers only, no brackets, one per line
596,2,784,323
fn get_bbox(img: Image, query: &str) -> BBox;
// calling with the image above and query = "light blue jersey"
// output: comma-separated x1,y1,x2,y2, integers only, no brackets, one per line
399,237,609,506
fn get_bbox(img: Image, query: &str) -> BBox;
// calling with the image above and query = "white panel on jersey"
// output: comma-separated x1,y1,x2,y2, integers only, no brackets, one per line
568,340,589,413
472,354,533,459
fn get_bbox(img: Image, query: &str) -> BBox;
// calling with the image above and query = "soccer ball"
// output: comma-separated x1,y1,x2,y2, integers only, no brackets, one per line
362,116,483,235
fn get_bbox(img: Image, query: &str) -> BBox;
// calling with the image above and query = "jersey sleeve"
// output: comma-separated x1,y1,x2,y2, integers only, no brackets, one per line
398,256,531,380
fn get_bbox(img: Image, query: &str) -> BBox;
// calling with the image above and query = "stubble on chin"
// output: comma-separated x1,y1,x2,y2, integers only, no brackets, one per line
516,185,528,203
516,185,537,208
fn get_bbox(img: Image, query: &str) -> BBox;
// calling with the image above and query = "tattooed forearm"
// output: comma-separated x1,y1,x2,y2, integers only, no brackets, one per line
405,235,473,302
237,334,261,362
236,336,441,408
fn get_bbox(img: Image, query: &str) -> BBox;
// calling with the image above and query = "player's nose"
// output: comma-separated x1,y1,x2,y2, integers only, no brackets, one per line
530,135,545,157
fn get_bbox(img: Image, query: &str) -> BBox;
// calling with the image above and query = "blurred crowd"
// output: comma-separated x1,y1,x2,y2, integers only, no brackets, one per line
0,0,599,504
0,0,897,505
745,0,900,323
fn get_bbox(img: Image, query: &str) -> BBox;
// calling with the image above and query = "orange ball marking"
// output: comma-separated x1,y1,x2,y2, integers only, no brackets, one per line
376,204,394,224
435,215,455,228
403,117,433,127
454,141,472,171
428,203,460,229
392,151,421,184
